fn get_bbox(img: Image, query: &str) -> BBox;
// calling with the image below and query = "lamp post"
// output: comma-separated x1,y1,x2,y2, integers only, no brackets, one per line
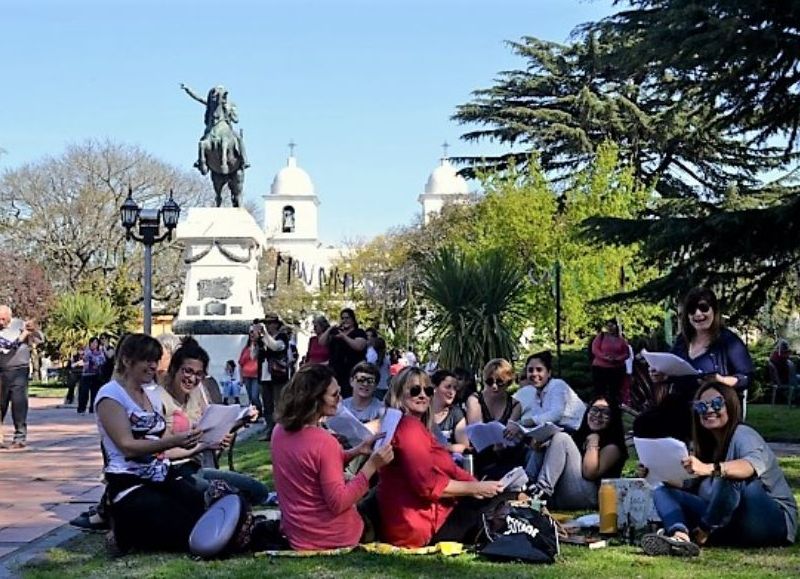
528,260,563,376
120,188,181,335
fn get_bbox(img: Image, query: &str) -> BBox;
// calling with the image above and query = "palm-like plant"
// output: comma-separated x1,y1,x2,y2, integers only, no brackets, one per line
420,247,529,372
47,293,117,358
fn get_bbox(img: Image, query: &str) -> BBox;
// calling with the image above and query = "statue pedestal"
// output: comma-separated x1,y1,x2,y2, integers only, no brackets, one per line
172,207,265,381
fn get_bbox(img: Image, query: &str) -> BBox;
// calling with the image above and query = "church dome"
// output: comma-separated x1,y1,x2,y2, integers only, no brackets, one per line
271,156,315,196
424,158,469,196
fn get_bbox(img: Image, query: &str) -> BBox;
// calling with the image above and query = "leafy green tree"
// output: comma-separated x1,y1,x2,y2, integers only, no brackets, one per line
420,247,529,371
46,293,116,358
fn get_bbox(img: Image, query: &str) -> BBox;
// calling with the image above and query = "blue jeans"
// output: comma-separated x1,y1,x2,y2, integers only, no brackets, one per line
653,478,789,546
242,377,261,413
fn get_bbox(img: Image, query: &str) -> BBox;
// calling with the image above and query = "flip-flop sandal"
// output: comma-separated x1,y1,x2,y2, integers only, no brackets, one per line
641,532,700,557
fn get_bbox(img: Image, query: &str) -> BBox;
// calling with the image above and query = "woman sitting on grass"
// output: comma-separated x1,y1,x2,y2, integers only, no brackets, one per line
431,369,469,454
525,394,627,509
156,337,269,506
378,367,505,547
95,334,206,553
641,382,797,557
271,364,394,551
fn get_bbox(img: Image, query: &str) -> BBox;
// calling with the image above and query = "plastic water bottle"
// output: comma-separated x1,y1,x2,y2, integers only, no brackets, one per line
462,451,474,476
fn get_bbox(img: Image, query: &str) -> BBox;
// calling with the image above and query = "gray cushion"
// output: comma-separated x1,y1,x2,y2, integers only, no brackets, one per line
189,494,242,558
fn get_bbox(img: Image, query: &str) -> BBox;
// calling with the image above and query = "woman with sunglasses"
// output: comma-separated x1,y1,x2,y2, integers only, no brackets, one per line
156,338,269,506
513,351,586,433
635,287,753,442
641,383,796,556
95,334,206,553
377,367,505,547
464,359,527,479
525,395,627,508
431,369,469,453
272,364,393,550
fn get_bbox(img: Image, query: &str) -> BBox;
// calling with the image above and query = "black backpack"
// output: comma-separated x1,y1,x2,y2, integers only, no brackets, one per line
479,502,559,564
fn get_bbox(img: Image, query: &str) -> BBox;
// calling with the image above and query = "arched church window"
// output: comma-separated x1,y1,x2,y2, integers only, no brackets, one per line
282,205,295,233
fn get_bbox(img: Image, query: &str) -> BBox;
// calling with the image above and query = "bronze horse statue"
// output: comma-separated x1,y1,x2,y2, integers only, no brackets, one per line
181,84,249,207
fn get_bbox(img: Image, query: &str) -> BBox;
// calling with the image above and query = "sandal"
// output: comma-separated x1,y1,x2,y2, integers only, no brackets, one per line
641,530,700,557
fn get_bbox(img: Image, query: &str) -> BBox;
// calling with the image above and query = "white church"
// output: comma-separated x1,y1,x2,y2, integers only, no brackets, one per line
263,147,471,275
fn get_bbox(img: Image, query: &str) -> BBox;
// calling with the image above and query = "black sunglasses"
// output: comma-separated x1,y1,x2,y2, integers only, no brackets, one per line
408,385,435,398
693,395,725,415
688,301,712,314
588,406,611,418
485,378,510,388
353,376,376,385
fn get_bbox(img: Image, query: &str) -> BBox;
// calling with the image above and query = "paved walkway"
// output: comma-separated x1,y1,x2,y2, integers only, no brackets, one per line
0,397,104,576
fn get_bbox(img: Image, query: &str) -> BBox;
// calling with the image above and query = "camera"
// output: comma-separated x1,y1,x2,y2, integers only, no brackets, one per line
329,327,340,336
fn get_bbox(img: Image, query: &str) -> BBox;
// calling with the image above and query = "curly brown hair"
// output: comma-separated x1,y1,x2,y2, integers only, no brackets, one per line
276,364,337,432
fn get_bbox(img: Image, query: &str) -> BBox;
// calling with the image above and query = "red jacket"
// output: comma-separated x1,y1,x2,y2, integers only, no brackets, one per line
377,415,474,547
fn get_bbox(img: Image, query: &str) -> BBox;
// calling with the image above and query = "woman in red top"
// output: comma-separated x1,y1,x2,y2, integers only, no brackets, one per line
303,315,331,366
590,318,630,407
271,364,393,550
239,325,263,416
377,367,505,547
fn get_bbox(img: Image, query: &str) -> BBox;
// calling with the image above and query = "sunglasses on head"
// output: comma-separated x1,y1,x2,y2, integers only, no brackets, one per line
693,395,725,415
689,301,712,314
408,385,435,398
588,406,611,418
353,376,376,385
485,377,510,388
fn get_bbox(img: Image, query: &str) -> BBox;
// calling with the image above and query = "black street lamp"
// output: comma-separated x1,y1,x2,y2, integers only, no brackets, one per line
120,187,181,334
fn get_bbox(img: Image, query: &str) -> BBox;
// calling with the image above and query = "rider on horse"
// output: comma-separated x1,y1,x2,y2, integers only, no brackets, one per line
181,83,250,175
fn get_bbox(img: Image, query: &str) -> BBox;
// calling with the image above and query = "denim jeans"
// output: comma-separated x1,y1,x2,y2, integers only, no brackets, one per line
0,366,29,442
242,377,261,414
653,478,789,546
172,461,270,506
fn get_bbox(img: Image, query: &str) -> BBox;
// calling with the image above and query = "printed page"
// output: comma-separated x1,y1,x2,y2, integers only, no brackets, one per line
197,404,242,445
374,408,402,449
634,437,695,486
641,349,700,377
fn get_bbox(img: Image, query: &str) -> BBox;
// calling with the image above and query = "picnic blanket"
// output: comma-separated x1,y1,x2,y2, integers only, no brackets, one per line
255,541,464,558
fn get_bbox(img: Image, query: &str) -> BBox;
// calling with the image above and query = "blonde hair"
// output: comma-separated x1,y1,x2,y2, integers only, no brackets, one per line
386,367,435,432
482,358,515,384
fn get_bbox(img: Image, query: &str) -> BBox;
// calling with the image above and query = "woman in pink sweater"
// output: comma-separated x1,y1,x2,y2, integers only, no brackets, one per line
590,318,630,407
271,364,393,550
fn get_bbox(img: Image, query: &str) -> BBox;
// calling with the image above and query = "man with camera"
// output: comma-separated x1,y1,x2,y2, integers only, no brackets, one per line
255,314,290,440
0,305,43,449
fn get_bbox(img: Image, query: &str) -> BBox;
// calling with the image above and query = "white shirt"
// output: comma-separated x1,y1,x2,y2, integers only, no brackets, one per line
513,378,586,431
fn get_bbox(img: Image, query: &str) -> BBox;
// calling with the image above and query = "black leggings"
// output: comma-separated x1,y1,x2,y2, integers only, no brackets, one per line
430,492,514,545
108,474,206,553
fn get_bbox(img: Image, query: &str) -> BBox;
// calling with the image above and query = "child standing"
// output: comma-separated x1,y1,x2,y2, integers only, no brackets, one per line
222,359,242,405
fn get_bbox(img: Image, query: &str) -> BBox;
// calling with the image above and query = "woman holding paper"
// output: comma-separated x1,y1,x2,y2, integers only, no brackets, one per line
465,359,528,479
636,287,753,442
271,364,394,550
524,395,627,508
95,334,207,553
378,367,506,547
641,383,797,556
156,338,269,506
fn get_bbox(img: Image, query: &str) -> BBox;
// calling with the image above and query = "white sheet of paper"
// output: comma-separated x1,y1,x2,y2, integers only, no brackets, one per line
634,437,694,486
374,408,402,449
197,404,242,445
466,421,509,453
640,349,701,377
498,466,528,491
509,420,562,443
326,404,373,448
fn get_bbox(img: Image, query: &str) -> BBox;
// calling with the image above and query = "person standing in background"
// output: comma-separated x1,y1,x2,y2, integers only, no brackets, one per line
319,308,367,398
0,305,43,449
78,337,106,416
590,319,630,407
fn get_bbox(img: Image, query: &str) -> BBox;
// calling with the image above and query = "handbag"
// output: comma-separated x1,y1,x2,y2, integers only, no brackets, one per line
478,501,559,564
268,357,289,380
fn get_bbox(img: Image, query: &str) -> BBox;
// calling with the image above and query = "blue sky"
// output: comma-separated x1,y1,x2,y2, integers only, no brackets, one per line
2,0,615,243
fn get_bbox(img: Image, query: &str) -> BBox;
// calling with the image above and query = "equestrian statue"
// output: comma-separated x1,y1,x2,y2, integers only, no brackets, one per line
181,83,250,207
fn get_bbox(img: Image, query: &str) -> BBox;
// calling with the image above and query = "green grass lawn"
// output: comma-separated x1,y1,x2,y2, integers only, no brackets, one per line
21,437,800,579
747,404,800,442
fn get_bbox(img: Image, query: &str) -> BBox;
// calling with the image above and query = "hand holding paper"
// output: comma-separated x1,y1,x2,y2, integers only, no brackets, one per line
634,437,696,486
640,349,701,377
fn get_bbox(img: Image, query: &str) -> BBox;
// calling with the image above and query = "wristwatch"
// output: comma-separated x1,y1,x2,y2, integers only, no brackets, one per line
713,462,722,478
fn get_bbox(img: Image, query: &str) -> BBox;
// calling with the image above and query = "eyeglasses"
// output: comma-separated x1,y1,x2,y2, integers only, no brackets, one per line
179,366,206,381
688,302,712,314
408,385,435,398
485,377,510,388
693,395,725,415
588,406,611,419
353,376,376,385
